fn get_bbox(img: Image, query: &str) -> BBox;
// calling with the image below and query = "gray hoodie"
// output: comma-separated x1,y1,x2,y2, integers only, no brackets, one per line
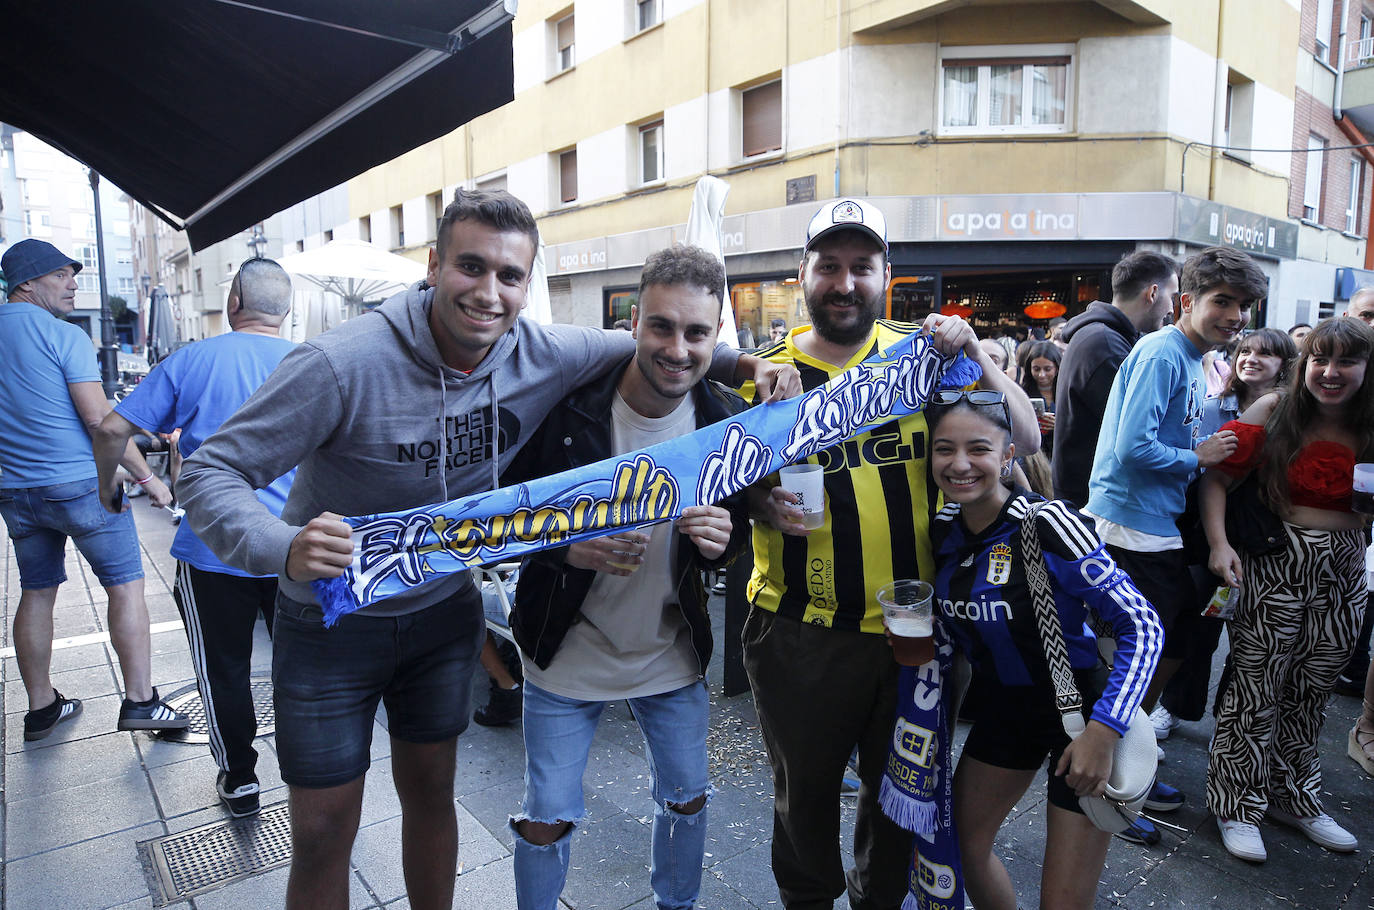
179,285,738,616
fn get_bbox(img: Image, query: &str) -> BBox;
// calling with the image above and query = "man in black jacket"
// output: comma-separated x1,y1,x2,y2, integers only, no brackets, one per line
1052,250,1178,507
502,244,749,910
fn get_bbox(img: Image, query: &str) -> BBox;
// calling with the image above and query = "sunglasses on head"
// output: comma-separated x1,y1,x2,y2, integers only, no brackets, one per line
930,389,1013,431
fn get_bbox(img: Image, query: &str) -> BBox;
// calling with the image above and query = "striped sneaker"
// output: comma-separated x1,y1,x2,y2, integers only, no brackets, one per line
117,687,189,732
23,689,83,741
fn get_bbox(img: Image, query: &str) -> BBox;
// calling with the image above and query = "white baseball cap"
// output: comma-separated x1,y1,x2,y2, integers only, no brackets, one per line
804,198,888,254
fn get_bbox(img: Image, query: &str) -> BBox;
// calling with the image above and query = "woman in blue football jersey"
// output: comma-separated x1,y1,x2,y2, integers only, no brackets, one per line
926,391,1163,910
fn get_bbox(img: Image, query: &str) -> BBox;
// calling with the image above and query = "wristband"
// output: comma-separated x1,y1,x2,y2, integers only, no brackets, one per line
134,474,154,485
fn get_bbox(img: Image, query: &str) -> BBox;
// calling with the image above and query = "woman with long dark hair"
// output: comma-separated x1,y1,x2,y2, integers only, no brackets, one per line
1016,341,1060,450
1201,317,1374,863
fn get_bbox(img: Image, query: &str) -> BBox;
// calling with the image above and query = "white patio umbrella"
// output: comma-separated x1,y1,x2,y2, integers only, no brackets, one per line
275,239,426,307
525,240,553,325
684,176,739,348
274,239,426,340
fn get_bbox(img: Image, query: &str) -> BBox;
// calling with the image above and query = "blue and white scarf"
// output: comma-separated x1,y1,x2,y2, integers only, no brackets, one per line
313,331,981,625
880,627,965,910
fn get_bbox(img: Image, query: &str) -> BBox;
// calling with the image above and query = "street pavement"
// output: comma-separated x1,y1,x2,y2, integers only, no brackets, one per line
2,493,1373,909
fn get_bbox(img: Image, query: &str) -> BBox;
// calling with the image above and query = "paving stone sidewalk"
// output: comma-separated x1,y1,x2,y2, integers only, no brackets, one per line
2,495,1372,909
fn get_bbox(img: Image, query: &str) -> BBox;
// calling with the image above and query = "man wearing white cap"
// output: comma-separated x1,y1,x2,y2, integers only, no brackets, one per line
739,199,1038,910
0,239,188,741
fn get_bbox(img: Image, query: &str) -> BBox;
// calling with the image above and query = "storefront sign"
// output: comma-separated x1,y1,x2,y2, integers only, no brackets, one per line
544,192,1299,276
937,194,1079,241
551,237,607,275
1175,198,1298,261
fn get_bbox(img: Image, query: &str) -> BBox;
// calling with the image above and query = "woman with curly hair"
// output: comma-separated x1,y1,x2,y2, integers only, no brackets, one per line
1200,317,1374,863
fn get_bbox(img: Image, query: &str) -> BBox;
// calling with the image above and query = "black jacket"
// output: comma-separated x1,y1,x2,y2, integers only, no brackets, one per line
1051,302,1141,507
502,358,750,672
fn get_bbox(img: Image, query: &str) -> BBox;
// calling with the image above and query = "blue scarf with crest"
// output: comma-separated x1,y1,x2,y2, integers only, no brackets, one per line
313,332,981,625
880,627,965,910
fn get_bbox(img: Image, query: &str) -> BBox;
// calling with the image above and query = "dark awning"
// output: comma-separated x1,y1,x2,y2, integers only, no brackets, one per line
0,1,515,250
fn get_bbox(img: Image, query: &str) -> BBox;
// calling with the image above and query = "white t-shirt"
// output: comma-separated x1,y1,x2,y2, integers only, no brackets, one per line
523,392,701,701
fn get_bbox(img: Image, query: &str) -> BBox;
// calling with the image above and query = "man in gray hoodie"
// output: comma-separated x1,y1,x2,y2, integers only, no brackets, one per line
178,190,797,910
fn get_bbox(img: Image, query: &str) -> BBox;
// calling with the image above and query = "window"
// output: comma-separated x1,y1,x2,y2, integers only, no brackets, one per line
1317,0,1335,62
359,214,372,243
323,229,333,243
427,191,445,241
194,268,204,294
635,0,659,32
20,178,48,206
742,80,783,158
475,172,507,193
391,204,405,248
1223,74,1254,159
118,277,136,296
553,13,575,74
1305,134,1327,221
1348,158,1364,234
70,213,94,238
639,120,664,184
558,149,578,204
26,210,51,237
941,53,1070,133
76,244,100,292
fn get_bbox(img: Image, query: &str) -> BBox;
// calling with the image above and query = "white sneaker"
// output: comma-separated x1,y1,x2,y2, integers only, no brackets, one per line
1149,705,1180,740
1217,818,1267,862
1267,807,1358,853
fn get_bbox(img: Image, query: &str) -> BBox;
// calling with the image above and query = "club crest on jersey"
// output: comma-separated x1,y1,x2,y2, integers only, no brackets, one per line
986,542,1012,586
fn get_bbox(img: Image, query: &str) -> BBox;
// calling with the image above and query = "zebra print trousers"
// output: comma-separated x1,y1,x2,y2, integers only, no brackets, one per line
1205,523,1367,824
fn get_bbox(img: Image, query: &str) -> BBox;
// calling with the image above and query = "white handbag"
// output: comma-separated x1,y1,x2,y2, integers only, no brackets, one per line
1020,503,1157,834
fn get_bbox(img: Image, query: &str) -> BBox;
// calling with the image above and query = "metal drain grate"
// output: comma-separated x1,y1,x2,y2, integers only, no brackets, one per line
140,801,292,905
158,675,274,744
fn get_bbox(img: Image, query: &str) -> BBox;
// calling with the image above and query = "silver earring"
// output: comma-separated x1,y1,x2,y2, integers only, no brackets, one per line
1001,462,1012,479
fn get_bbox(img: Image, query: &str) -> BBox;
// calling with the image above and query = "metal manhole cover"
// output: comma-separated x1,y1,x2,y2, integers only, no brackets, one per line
139,801,291,906
158,675,274,744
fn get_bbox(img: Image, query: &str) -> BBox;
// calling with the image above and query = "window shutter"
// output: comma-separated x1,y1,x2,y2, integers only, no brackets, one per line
742,81,782,157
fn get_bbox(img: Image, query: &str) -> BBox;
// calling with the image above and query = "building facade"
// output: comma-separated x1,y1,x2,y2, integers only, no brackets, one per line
287,1,1363,335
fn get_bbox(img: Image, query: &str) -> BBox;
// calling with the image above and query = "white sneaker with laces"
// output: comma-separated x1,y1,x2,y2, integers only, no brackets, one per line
1149,705,1180,740
1217,818,1267,862
1267,807,1358,853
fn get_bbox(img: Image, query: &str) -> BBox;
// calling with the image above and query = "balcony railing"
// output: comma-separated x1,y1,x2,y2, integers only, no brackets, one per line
1348,36,1374,67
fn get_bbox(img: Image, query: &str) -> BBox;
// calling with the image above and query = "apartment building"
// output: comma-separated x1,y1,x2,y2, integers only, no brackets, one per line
289,1,1331,334
1293,0,1374,325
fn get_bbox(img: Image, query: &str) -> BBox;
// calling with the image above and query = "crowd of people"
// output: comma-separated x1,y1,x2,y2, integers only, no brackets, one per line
1,188,1372,910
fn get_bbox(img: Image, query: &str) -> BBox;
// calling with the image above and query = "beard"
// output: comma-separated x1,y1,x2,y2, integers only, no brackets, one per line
804,288,884,346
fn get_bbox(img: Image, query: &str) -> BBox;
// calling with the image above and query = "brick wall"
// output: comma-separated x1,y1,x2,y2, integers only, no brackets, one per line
1290,88,1370,235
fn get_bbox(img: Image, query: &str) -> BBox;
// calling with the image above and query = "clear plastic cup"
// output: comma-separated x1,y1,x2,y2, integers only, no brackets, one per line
878,579,934,666
779,463,825,529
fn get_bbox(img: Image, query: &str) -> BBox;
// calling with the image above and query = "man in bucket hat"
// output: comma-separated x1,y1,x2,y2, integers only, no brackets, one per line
0,239,189,741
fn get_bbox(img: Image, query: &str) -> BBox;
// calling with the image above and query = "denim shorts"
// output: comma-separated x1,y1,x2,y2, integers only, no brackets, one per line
271,582,485,788
0,479,144,589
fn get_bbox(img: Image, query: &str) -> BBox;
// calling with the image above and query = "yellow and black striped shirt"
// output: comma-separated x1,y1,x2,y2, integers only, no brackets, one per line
740,320,941,634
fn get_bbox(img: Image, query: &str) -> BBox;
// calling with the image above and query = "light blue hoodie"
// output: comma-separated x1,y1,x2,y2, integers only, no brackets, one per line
1085,326,1205,537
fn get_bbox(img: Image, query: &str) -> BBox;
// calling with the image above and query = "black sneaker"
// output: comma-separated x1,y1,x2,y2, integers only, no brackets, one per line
217,771,262,818
473,683,522,726
1115,816,1162,846
117,687,190,732
23,689,83,741
1334,672,1365,698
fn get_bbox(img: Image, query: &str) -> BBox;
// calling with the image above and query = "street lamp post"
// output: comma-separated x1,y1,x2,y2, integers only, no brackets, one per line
88,169,120,400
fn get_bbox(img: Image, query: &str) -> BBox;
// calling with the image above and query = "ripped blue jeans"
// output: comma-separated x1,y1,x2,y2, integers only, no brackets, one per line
511,680,711,910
